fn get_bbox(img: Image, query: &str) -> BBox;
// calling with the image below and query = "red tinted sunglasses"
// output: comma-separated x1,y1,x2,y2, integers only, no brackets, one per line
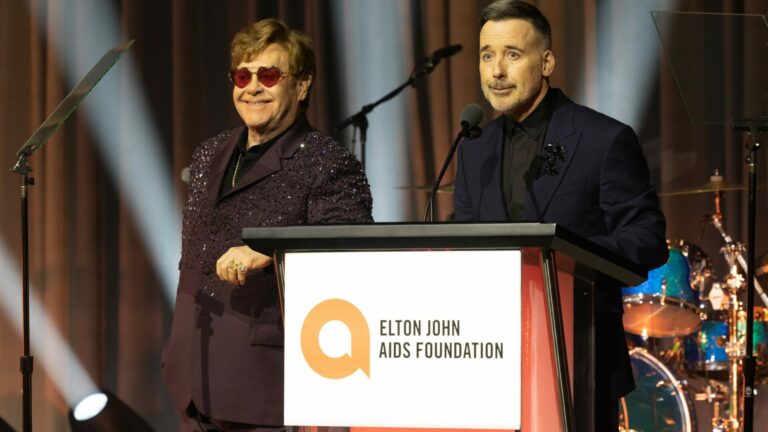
228,66,291,88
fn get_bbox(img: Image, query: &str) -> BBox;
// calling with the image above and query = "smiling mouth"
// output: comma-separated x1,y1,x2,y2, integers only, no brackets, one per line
245,100,271,105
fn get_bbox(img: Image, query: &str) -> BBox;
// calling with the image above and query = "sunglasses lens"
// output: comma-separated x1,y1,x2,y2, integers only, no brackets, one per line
257,67,282,87
231,68,252,88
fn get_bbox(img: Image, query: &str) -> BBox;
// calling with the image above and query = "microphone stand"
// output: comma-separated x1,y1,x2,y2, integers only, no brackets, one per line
337,58,446,171
423,127,476,222
732,117,767,432
10,151,33,432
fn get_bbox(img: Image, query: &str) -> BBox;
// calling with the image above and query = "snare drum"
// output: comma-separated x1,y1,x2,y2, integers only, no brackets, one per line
619,348,696,432
622,240,707,337
684,309,768,379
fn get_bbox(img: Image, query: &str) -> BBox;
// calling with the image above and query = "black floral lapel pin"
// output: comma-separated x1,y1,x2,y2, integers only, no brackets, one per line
540,142,567,176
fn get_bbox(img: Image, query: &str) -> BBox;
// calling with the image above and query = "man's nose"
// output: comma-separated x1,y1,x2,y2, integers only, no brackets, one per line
245,74,264,93
492,58,507,78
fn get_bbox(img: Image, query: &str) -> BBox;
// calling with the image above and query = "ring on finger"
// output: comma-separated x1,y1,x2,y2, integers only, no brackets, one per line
235,263,247,273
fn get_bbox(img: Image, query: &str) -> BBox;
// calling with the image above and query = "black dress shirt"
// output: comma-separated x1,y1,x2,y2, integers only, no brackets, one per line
219,126,290,196
502,88,556,220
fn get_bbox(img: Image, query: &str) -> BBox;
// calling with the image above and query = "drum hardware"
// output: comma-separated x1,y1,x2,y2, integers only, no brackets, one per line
707,188,768,308
709,282,726,311
694,381,728,403
622,171,768,430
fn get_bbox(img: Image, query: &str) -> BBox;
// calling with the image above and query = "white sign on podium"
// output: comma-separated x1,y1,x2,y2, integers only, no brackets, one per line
283,250,522,429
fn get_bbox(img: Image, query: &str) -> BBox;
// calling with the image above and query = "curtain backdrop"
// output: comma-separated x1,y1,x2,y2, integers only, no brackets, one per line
1,0,767,430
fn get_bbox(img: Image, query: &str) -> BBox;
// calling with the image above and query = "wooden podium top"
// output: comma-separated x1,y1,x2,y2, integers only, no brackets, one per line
243,222,646,286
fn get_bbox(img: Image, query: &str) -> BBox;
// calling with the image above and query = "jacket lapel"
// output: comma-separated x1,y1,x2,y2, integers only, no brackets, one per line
217,115,312,202
528,90,583,218
207,128,246,204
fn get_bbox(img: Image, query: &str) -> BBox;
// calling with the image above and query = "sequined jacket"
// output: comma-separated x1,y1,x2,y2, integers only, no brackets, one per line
162,116,373,426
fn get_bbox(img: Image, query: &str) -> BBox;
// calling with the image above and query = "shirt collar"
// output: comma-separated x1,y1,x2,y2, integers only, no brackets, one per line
236,118,298,154
505,87,556,140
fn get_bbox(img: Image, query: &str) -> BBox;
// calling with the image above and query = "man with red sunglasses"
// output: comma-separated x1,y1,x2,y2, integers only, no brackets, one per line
162,18,373,431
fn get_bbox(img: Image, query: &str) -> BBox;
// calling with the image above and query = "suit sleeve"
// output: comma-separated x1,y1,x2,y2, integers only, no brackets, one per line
453,141,475,221
588,125,668,271
307,148,374,224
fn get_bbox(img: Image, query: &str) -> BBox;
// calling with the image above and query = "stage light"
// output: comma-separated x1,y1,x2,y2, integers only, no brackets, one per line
68,390,154,432
0,239,100,405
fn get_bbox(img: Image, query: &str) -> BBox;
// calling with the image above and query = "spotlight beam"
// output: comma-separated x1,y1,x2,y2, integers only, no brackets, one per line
25,0,181,305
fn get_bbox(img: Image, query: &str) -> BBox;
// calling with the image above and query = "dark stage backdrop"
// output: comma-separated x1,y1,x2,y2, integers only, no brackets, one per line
1,0,767,430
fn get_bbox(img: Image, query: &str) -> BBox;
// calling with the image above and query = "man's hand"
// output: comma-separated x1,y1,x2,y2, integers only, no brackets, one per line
215,245,273,286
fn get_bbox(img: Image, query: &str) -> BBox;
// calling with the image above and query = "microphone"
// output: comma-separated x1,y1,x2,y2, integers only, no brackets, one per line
430,44,462,62
459,103,483,138
424,104,484,222
424,44,463,71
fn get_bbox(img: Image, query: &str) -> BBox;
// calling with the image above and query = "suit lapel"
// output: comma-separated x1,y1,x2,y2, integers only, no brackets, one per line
529,91,583,218
207,128,246,204
217,116,312,202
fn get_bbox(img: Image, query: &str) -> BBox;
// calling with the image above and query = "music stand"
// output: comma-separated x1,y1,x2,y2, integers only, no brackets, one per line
9,40,134,432
651,11,768,431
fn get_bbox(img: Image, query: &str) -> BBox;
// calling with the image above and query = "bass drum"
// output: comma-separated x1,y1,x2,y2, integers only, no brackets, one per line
619,348,696,432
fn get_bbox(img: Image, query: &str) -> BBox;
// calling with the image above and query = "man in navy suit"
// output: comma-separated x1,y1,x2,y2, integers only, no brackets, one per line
453,1,667,429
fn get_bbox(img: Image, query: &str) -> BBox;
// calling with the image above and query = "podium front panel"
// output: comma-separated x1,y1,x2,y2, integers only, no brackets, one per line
349,250,577,432
282,250,523,429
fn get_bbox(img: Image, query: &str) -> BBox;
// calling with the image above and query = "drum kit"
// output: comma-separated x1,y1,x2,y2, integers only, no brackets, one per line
620,171,768,432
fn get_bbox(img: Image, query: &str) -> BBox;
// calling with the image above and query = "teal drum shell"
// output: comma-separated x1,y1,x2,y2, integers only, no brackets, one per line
622,248,697,304
622,247,701,337
685,317,768,378
619,348,695,432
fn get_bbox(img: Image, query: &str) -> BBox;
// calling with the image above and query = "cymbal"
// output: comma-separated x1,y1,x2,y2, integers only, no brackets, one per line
397,182,455,193
659,181,747,197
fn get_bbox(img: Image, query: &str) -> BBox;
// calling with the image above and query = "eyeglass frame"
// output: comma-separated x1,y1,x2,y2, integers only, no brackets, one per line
228,66,296,89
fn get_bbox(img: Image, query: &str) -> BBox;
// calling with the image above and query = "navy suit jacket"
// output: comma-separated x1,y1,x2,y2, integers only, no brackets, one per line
454,89,667,397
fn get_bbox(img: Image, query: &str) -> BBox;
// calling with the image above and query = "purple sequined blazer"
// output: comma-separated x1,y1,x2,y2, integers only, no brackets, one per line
162,115,373,425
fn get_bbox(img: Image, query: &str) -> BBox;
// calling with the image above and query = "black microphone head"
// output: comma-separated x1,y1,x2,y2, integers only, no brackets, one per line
459,103,484,131
433,44,463,59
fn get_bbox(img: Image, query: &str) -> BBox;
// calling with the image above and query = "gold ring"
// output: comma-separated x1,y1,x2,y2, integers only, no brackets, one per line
236,264,247,273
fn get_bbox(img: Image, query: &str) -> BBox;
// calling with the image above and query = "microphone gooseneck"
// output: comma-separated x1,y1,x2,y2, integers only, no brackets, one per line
424,103,484,222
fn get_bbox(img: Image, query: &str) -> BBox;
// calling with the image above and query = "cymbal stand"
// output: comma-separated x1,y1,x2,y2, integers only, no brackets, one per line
708,193,768,307
707,265,744,432
698,381,728,432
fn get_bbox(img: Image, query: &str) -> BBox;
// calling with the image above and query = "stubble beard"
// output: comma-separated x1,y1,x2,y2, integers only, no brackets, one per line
483,79,544,120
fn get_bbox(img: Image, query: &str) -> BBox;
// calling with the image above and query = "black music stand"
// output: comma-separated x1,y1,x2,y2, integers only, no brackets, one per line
9,40,133,432
652,11,768,431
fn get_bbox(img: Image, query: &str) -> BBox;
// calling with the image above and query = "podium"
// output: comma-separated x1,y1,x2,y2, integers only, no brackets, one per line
243,223,645,432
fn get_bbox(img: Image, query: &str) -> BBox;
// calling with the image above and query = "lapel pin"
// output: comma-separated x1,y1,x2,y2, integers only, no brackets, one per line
541,143,566,176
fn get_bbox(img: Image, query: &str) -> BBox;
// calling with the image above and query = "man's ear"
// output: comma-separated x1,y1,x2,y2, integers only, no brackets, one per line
298,74,313,101
542,50,555,78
